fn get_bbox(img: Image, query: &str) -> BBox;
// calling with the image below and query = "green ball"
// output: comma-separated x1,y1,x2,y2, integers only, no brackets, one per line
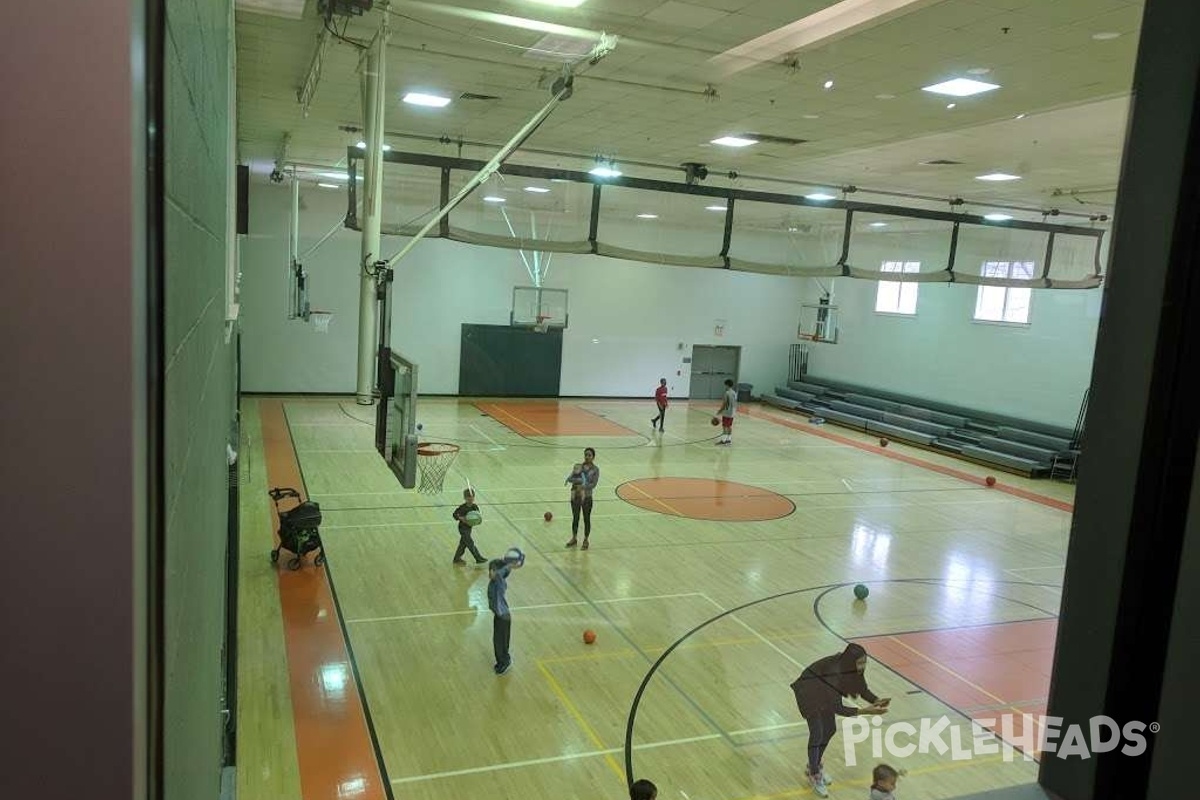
853,584,870,600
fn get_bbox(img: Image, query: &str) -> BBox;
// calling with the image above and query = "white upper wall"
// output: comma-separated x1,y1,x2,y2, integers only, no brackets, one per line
239,183,805,397
800,229,1104,429
239,182,1105,428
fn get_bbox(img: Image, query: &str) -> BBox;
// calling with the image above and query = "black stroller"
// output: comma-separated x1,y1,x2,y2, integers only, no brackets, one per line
269,487,325,570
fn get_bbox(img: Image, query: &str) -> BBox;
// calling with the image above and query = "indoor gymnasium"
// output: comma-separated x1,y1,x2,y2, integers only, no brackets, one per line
7,2,1200,800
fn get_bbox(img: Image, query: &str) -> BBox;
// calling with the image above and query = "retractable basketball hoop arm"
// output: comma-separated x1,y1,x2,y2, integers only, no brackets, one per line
380,38,618,274
360,32,618,404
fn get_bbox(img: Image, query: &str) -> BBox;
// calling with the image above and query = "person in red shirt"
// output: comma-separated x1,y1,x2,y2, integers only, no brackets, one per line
650,378,669,431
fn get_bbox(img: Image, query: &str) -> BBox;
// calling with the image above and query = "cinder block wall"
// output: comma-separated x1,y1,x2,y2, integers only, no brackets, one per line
164,0,237,797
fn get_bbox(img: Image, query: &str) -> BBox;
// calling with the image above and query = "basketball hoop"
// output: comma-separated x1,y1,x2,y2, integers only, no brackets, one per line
415,442,460,494
310,311,333,334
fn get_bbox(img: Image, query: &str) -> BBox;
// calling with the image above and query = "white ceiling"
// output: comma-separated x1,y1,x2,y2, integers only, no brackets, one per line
235,0,1143,216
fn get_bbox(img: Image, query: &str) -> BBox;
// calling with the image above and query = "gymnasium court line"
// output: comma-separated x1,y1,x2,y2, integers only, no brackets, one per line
744,404,1075,513
476,400,639,437
253,397,1066,797
257,399,389,800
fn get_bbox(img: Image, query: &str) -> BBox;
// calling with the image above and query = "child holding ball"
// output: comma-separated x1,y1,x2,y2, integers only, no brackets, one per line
487,551,524,675
451,488,486,565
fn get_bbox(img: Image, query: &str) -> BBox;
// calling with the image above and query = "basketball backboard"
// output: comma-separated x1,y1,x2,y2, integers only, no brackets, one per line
511,286,568,329
375,350,419,488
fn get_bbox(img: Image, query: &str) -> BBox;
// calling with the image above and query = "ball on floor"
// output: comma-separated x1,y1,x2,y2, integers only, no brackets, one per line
711,417,720,426
879,438,889,447
583,629,597,644
985,476,997,487
544,511,553,522
853,583,870,601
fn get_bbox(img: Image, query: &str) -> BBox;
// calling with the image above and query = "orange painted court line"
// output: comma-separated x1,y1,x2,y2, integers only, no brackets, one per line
744,405,1074,513
259,399,388,800
855,619,1056,756
476,401,635,437
616,477,796,521
475,402,547,436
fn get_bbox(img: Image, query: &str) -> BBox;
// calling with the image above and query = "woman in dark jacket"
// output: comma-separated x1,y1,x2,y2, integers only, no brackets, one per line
790,643,889,796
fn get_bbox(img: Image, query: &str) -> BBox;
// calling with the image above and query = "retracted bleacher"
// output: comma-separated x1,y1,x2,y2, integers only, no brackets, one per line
761,378,1080,478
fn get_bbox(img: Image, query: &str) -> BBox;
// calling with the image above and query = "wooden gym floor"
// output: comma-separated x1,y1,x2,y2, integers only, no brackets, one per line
235,396,1075,800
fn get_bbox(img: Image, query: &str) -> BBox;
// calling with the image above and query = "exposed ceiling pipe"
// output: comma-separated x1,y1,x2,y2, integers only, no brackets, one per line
387,43,714,98
341,128,1112,220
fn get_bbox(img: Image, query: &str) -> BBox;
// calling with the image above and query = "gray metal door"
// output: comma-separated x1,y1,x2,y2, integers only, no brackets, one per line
689,346,740,400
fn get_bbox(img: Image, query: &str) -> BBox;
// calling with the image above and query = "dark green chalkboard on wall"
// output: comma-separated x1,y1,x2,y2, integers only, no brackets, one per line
459,324,563,396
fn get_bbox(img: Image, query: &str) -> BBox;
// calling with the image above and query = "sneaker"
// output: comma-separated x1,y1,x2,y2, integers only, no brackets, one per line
452,559,467,565
566,538,578,548
474,557,487,564
495,661,512,675
581,539,589,550
805,770,829,798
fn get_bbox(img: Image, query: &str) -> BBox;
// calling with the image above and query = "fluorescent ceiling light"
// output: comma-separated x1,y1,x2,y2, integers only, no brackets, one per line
823,80,834,89
589,165,622,178
483,196,506,203
356,141,393,151
946,103,956,109
869,221,888,227
706,205,727,211
402,92,452,108
636,213,658,219
317,183,340,189
1092,32,1121,40
983,213,1013,221
922,78,1000,97
806,192,837,201
976,173,1021,182
524,186,551,193
711,136,758,147
1015,113,1027,120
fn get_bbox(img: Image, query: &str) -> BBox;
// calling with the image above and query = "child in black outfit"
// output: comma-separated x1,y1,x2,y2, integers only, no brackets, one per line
451,488,486,565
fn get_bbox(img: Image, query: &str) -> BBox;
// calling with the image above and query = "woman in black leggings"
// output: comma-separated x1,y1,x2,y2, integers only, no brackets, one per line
790,643,889,797
565,447,599,550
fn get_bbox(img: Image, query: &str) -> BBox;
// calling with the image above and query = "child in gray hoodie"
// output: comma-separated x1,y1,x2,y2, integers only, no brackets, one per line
870,764,901,800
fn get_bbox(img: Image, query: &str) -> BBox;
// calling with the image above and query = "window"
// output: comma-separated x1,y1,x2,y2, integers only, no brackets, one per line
875,261,921,314
974,261,1034,323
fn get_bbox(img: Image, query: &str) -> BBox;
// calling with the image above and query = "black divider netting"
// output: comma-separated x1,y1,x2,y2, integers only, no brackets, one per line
726,201,848,275
596,185,727,267
376,163,444,235
843,212,958,283
448,172,592,254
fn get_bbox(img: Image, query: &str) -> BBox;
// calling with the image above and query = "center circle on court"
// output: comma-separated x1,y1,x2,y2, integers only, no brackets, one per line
616,477,795,521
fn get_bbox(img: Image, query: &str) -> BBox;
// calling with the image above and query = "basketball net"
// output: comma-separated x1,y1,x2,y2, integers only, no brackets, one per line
310,311,333,334
415,442,460,494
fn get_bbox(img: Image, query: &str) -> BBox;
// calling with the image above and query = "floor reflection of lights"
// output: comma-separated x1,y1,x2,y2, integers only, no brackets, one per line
850,523,892,570
320,663,350,700
338,776,367,798
941,553,998,616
